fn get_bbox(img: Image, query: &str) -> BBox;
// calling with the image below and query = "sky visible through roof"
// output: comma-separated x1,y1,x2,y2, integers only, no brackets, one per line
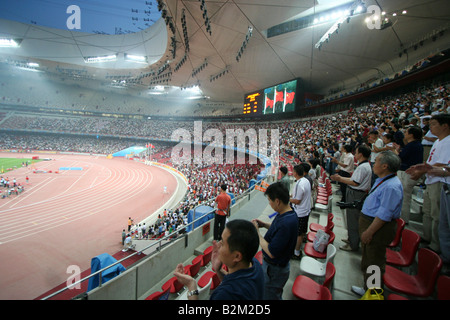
0,0,161,34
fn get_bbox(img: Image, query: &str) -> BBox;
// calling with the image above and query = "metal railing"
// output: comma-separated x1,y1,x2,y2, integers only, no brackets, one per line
40,180,265,300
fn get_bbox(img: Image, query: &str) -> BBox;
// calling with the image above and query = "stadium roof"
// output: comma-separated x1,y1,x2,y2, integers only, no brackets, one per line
0,0,449,107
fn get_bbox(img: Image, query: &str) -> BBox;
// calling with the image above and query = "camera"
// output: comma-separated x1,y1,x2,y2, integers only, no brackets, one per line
336,200,364,210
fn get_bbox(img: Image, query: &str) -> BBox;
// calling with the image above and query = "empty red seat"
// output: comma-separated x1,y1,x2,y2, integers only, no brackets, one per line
184,256,202,278
322,262,336,289
386,229,420,267
145,285,170,300
198,271,221,290
292,262,335,300
387,293,409,300
202,246,213,267
316,197,329,205
437,275,450,300
383,248,443,297
254,250,263,264
309,213,334,233
162,276,184,294
388,218,406,248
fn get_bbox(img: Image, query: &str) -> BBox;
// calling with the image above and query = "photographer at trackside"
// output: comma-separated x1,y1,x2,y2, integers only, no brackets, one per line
331,144,372,252
350,151,403,297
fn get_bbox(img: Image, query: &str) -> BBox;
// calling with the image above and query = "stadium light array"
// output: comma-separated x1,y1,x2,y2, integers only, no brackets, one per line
314,0,367,50
84,54,118,63
125,54,148,63
0,38,22,47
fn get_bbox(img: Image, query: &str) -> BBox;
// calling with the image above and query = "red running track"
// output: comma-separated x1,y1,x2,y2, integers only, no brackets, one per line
0,153,177,300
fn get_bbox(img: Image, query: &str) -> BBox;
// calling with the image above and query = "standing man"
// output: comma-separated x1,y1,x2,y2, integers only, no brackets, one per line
214,184,231,241
289,164,311,259
368,131,384,185
368,131,384,163
421,115,437,161
394,126,423,224
407,114,450,253
332,144,354,202
392,123,405,149
121,229,126,246
411,163,450,275
127,217,133,232
331,144,372,252
279,166,291,193
351,151,403,296
252,182,298,300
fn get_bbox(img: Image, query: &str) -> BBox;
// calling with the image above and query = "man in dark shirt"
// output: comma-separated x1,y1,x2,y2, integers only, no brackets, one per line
392,123,405,149
174,219,264,300
395,126,423,224
279,166,291,193
253,182,298,300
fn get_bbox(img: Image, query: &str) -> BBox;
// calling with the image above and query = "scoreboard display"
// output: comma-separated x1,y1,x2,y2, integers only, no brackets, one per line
243,92,263,115
242,79,300,117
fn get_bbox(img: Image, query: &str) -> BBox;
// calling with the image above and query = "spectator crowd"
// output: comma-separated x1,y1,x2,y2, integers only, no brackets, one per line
0,81,449,280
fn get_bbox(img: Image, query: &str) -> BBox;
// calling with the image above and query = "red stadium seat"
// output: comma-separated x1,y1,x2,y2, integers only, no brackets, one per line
383,248,443,298
202,246,213,267
145,286,170,300
304,231,335,259
386,229,420,267
162,276,184,294
437,275,450,300
307,223,335,242
292,263,335,300
323,262,336,289
254,250,263,264
387,293,409,300
309,213,334,233
388,218,406,248
198,271,221,290
184,256,202,278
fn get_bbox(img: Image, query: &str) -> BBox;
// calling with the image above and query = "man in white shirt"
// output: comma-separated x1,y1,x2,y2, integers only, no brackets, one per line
422,129,438,162
289,164,311,259
407,114,450,253
122,234,134,252
368,130,384,164
331,145,372,252
332,144,354,202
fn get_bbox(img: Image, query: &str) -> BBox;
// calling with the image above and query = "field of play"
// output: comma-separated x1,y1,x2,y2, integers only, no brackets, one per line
0,157,42,173
0,152,179,300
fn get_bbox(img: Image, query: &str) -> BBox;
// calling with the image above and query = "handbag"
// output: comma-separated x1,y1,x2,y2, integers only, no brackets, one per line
313,229,330,253
359,287,384,300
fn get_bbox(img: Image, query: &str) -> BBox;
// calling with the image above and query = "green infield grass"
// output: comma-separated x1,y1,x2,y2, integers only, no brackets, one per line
0,158,42,173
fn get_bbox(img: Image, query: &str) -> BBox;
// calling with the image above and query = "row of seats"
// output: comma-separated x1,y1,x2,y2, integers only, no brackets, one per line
145,245,213,300
303,212,450,300
292,210,337,300
146,210,338,300
145,209,450,300
382,221,450,300
315,169,333,213
304,164,450,300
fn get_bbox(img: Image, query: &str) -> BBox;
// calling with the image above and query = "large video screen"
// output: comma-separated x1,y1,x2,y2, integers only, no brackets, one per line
243,79,299,116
